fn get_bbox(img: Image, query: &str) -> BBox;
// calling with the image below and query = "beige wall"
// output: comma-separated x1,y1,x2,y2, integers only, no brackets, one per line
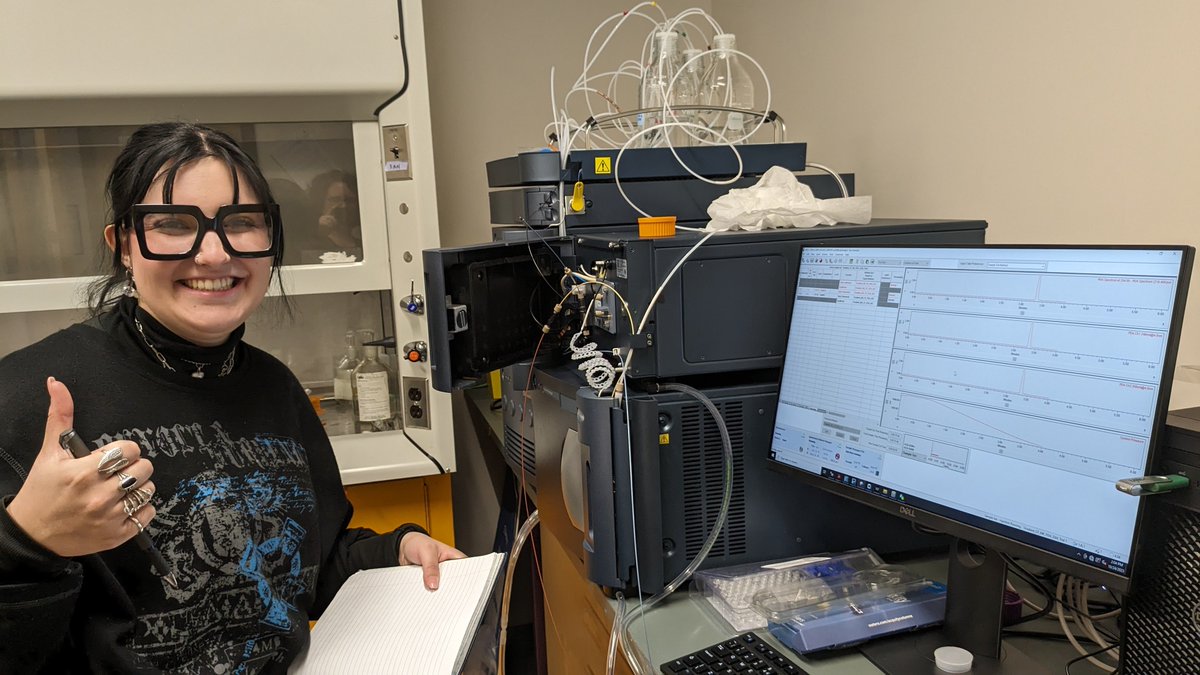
424,0,713,248
714,0,1200,403
422,0,1200,405
423,0,711,553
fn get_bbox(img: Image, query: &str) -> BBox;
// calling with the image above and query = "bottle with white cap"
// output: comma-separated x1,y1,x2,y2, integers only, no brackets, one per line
353,345,397,432
700,33,755,143
639,30,682,146
676,47,705,145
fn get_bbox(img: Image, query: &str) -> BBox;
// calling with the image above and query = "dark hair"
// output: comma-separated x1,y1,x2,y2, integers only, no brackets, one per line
87,121,289,315
308,170,358,209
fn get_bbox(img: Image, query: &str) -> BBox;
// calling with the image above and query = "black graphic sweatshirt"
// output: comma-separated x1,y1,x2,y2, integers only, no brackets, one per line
0,299,424,673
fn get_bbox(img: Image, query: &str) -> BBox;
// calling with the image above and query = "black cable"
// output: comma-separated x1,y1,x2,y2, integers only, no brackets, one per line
522,216,571,290
1004,555,1120,643
1003,554,1055,626
528,285,544,329
1064,643,1119,674
1003,630,1104,647
411,437,446,474
1105,587,1122,608
378,290,393,341
373,0,409,117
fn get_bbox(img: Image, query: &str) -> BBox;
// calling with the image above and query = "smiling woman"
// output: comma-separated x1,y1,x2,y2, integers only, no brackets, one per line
0,121,463,673
107,158,277,347
94,124,286,347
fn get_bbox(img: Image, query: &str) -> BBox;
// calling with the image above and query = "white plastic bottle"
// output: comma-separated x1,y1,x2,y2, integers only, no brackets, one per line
353,345,396,432
700,33,755,143
639,30,682,146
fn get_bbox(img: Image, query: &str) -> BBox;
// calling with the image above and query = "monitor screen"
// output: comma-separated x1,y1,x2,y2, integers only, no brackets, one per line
769,245,1191,589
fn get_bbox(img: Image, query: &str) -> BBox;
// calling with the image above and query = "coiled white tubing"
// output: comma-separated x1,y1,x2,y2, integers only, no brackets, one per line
570,331,616,391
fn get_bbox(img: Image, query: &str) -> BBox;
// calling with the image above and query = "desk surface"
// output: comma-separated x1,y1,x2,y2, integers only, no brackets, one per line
615,561,1111,675
624,590,879,674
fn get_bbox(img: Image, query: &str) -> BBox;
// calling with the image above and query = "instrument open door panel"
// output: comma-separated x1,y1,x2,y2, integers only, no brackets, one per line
424,237,575,392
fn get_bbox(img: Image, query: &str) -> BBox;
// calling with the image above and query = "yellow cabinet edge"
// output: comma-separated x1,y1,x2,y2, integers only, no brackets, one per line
344,474,455,547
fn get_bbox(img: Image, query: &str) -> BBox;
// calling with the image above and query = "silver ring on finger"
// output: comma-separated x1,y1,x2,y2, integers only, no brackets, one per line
115,472,138,493
122,487,153,516
97,447,130,476
126,513,145,533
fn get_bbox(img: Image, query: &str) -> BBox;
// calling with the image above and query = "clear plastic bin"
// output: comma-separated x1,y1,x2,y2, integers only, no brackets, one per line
751,564,946,654
692,548,884,631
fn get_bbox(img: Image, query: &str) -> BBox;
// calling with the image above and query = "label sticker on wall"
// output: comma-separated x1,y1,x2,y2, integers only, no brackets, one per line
594,157,612,175
385,160,409,173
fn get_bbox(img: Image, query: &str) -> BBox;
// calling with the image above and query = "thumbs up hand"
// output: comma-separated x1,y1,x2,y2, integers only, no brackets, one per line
6,377,157,557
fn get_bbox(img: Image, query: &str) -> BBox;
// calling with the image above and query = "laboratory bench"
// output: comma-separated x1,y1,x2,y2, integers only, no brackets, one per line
605,557,1113,675
462,387,1114,675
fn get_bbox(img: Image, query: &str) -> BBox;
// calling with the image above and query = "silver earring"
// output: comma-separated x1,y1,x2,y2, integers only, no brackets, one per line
123,267,139,298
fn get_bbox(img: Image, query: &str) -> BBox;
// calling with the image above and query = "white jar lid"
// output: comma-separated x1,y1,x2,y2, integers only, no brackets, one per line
934,646,973,673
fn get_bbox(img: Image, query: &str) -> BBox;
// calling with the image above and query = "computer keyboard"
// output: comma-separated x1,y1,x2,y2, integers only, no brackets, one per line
659,632,809,674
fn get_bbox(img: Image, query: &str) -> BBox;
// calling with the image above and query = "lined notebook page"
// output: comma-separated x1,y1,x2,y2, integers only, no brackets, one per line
292,552,505,675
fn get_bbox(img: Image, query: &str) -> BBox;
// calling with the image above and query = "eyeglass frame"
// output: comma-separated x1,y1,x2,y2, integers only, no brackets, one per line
126,203,283,261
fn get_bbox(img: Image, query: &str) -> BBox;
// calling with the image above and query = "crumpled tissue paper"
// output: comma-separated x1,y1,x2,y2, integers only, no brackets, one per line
319,251,358,263
706,165,872,232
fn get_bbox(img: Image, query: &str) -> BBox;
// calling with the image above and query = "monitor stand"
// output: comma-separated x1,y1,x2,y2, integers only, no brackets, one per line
860,539,1051,674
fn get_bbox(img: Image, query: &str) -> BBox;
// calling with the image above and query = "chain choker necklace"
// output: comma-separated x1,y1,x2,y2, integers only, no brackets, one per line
133,317,236,378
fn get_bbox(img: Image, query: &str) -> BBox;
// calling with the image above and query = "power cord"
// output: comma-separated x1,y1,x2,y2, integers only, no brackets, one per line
1065,644,1120,675
1003,554,1121,671
372,0,409,116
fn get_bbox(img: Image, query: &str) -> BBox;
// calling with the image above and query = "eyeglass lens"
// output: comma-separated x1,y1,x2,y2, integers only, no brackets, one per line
141,211,274,255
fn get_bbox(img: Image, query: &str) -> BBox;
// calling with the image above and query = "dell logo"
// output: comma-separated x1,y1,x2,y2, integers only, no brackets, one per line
899,505,916,518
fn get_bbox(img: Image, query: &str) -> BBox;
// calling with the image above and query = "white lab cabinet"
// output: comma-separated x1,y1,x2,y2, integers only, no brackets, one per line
0,0,455,485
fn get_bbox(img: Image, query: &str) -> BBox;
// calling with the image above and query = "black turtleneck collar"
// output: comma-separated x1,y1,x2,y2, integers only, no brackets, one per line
111,296,245,379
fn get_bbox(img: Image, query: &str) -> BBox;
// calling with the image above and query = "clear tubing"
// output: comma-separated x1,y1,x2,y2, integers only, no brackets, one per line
554,8,741,151
662,7,723,36
620,392,652,666
606,592,627,671
497,509,540,675
579,5,661,123
671,19,710,52
612,228,719,400
564,69,643,147
614,122,742,218
580,4,660,85
607,382,735,675
803,162,849,199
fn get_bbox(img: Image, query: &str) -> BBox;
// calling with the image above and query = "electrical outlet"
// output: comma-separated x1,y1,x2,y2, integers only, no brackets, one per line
402,376,430,429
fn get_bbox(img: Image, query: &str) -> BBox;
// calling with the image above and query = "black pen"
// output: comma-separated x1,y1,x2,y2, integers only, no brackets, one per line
58,429,179,589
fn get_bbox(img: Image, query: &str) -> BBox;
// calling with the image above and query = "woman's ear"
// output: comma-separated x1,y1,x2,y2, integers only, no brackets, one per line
103,224,130,266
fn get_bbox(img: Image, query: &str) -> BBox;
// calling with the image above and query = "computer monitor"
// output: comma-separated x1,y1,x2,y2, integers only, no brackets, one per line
768,245,1193,672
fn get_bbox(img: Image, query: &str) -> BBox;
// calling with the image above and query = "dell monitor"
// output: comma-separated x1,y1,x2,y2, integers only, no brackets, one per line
769,245,1192,672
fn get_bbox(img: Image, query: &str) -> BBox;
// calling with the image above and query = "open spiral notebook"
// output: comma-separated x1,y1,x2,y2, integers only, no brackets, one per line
291,552,506,674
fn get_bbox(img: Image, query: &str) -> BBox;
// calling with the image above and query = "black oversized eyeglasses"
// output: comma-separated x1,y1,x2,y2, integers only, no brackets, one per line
127,204,282,260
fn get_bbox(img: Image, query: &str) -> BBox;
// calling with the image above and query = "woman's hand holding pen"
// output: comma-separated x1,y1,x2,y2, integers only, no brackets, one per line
6,377,158,558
